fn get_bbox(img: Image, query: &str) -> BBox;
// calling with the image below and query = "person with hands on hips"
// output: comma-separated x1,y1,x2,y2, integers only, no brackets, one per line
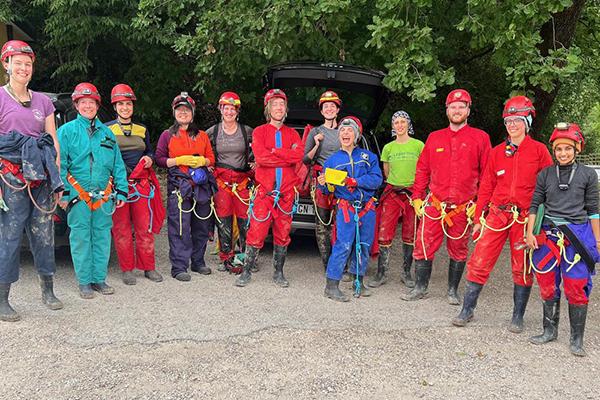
526,122,600,357
57,83,128,299
155,92,216,282
318,116,383,302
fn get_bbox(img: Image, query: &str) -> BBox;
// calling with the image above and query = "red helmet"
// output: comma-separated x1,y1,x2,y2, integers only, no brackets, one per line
264,88,287,106
72,82,101,103
172,92,196,114
503,95,535,118
319,90,341,107
446,89,471,107
218,91,241,108
1,40,35,63
111,84,137,104
550,122,585,152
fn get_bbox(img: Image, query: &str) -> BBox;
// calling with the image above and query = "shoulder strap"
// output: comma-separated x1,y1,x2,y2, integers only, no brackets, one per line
210,123,219,161
240,123,250,165
312,126,324,166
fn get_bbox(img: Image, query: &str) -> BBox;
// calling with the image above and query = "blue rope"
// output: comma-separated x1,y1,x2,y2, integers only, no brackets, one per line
353,200,362,296
125,182,156,232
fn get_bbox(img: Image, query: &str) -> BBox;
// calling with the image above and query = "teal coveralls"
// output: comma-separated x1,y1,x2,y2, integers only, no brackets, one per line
58,115,128,285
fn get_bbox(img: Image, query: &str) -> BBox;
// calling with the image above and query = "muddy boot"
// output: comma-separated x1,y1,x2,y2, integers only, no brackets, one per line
447,259,465,305
568,303,587,357
144,270,163,282
217,215,233,267
529,299,560,345
235,246,259,287
272,245,289,288
237,217,248,254
122,271,137,285
324,278,349,302
400,243,415,288
401,259,432,301
79,284,96,299
508,284,531,333
0,283,20,322
452,281,483,327
352,275,371,298
39,275,63,310
368,246,390,288
91,282,115,295
315,207,332,271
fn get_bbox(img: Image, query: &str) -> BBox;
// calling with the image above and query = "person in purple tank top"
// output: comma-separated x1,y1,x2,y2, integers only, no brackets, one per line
0,40,63,322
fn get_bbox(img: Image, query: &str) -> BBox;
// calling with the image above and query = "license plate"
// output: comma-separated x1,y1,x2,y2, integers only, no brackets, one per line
296,203,315,215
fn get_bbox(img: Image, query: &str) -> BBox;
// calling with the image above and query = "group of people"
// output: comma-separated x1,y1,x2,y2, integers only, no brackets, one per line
1,40,598,357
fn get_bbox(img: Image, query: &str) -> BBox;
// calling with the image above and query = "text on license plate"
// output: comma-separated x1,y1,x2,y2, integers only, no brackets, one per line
296,203,315,215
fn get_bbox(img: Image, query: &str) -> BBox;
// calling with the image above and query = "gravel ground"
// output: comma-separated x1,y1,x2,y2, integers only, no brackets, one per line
1,230,599,399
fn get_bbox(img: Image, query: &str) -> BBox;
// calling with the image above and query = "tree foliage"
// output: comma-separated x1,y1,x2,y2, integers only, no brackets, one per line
7,0,599,150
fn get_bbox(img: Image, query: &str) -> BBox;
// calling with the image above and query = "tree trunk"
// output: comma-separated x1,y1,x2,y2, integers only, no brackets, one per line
530,0,586,135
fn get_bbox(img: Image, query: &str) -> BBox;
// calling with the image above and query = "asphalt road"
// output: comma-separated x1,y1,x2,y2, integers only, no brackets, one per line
1,231,599,399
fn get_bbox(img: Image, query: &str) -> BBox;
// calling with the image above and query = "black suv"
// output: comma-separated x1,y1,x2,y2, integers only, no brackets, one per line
263,62,389,235
42,92,112,247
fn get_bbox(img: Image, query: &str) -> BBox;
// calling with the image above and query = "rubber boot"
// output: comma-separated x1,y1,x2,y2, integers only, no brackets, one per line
367,245,390,288
447,259,465,305
39,275,63,310
401,259,432,301
217,216,233,264
529,299,560,345
235,245,259,287
508,284,531,333
452,281,484,327
0,283,20,322
237,218,251,268
324,278,349,302
315,207,332,271
400,243,415,288
352,275,371,298
272,245,289,288
568,303,587,357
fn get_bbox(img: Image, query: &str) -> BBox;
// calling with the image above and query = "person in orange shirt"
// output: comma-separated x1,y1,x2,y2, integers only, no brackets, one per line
155,92,216,281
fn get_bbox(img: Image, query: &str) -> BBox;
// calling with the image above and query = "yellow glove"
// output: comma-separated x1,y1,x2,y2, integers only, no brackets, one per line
466,203,476,219
189,156,207,168
412,198,424,217
175,155,196,166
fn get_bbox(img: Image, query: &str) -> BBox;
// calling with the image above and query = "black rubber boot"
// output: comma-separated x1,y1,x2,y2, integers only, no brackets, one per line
315,207,332,271
568,303,588,357
367,246,390,288
272,245,289,288
352,275,371,298
529,299,560,345
401,259,432,301
217,215,233,258
508,284,532,333
237,218,249,254
400,243,415,288
0,283,20,322
324,278,349,302
39,275,63,310
447,259,465,305
452,281,484,327
235,245,259,287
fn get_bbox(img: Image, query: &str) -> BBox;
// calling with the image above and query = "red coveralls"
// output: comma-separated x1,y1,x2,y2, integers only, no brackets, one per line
467,136,553,286
412,125,491,261
112,160,165,272
378,185,416,246
246,123,303,248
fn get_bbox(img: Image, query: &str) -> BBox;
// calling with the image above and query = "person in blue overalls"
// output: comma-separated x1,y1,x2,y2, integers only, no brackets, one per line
317,116,383,301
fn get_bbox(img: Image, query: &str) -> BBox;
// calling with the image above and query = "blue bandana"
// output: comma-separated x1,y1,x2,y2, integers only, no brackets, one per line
391,111,414,136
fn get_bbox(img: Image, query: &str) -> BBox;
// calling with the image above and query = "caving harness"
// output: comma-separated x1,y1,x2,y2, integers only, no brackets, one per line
0,157,57,214
66,173,116,215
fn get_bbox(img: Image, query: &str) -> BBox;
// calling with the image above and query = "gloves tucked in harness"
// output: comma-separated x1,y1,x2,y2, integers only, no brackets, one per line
412,198,424,217
345,177,357,192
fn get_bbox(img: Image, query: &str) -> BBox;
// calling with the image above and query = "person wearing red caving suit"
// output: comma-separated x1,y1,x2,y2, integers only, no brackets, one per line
403,89,491,304
452,95,552,332
235,89,304,288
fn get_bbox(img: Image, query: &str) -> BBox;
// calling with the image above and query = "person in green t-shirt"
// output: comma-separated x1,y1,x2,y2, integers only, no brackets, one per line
368,111,424,288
